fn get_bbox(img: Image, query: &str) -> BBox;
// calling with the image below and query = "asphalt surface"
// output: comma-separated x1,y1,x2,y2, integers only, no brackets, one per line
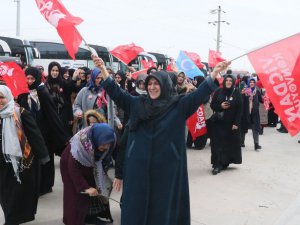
1,127,300,225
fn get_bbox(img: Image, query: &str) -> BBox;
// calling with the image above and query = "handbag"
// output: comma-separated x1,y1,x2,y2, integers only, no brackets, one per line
211,88,236,122
210,111,224,122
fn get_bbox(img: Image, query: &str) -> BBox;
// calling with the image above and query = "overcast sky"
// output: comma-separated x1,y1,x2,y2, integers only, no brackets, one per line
1,0,299,71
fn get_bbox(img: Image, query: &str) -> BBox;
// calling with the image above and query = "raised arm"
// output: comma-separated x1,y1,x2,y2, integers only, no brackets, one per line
93,56,133,114
179,61,230,119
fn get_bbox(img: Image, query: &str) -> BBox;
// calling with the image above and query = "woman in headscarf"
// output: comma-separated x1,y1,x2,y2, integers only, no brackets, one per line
73,68,122,130
0,85,49,225
46,61,73,135
210,75,243,175
18,67,70,195
114,70,126,90
93,56,229,225
241,77,263,150
175,72,187,94
60,123,116,225
130,73,148,96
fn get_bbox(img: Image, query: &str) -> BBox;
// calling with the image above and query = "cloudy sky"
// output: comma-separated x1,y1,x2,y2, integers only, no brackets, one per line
1,0,299,71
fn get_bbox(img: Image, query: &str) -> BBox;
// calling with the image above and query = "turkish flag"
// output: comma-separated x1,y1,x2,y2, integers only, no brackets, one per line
110,43,144,65
247,33,300,136
0,62,28,97
184,51,204,69
141,60,157,69
132,69,148,80
187,105,207,140
208,50,225,67
35,0,83,60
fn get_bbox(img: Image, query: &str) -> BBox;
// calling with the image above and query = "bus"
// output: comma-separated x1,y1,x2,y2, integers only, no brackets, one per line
29,40,101,71
126,52,158,72
148,52,170,70
0,36,37,66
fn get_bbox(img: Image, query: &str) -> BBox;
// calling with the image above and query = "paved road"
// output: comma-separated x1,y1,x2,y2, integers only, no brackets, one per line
1,127,300,225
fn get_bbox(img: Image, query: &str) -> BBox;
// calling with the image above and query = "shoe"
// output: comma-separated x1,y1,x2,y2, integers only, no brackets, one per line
255,144,262,151
241,143,245,147
277,128,288,133
259,127,264,135
222,164,229,170
212,168,221,175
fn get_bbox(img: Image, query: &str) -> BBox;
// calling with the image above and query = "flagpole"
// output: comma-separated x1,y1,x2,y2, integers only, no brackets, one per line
82,38,98,57
229,33,300,62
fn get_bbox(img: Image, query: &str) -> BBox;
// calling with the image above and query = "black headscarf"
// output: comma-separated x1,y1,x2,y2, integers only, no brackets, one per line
194,76,205,88
129,71,181,131
46,61,63,93
222,74,235,96
115,70,126,89
25,67,42,90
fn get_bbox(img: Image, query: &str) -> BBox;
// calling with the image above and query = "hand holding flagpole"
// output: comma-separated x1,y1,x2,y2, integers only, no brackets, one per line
92,56,109,81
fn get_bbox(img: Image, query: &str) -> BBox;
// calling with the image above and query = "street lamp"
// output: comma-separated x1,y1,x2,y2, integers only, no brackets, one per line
208,6,230,52
14,0,21,36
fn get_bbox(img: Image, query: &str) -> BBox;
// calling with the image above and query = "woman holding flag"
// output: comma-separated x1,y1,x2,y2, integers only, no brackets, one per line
93,55,229,225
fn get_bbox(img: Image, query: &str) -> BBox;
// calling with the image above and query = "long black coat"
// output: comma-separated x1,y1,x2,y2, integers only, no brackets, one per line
18,85,70,155
0,109,48,225
241,89,262,133
103,76,216,225
210,88,243,167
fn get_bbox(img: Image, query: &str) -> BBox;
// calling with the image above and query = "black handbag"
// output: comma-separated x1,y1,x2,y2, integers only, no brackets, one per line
211,88,236,122
210,111,224,122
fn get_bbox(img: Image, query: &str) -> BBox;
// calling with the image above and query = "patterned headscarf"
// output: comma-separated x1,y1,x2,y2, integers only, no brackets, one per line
70,124,116,196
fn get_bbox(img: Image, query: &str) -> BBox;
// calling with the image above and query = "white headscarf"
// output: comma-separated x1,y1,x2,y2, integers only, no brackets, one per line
0,85,22,183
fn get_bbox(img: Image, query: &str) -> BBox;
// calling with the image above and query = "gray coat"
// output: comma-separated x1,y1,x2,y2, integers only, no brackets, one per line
73,87,121,126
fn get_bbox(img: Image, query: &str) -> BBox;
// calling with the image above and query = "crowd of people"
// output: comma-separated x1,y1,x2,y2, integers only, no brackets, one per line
0,57,298,225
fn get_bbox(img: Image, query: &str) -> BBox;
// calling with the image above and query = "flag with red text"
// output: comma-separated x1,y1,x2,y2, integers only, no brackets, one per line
187,105,207,140
247,33,300,136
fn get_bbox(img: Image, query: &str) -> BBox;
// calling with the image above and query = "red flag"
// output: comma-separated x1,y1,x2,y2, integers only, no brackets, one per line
0,62,28,97
110,43,144,65
35,0,83,60
247,33,300,136
132,69,148,80
208,49,225,67
186,105,207,140
183,51,204,69
166,58,176,72
141,60,157,69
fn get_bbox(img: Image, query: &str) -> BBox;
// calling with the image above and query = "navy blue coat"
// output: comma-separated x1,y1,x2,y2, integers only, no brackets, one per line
103,76,217,225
